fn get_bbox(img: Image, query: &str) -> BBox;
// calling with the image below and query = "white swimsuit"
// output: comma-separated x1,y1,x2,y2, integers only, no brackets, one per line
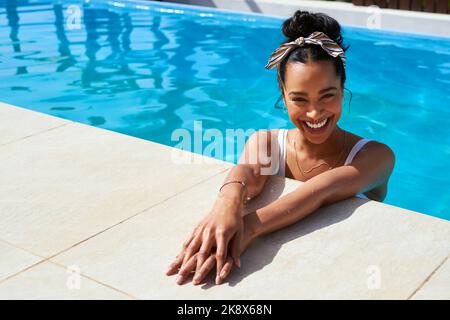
275,129,373,200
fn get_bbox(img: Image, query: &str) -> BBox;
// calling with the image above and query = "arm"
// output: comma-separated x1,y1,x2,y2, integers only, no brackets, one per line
246,142,396,239
217,130,276,212
168,130,277,285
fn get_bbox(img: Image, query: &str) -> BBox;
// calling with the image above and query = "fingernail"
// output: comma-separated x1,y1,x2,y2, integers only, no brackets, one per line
237,259,241,268
215,276,221,285
176,275,183,285
220,270,226,278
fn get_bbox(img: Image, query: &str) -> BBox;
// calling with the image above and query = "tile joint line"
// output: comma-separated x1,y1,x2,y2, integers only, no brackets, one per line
406,254,449,300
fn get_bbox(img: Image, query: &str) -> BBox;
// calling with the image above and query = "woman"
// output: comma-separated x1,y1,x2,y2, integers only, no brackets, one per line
166,10,395,286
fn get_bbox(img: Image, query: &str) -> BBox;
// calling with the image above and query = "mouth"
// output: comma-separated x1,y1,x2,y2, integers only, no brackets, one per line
300,116,333,135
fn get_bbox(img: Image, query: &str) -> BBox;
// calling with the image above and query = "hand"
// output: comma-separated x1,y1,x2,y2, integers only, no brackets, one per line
171,252,235,286
166,211,257,286
166,197,243,285
214,213,256,284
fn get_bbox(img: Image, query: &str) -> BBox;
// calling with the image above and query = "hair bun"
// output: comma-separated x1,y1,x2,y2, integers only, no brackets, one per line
282,10,343,46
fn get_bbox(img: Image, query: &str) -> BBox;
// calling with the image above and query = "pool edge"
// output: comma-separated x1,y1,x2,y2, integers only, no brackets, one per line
0,101,449,299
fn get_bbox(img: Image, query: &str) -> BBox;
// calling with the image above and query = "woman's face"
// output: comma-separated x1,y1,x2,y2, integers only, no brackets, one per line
282,59,344,144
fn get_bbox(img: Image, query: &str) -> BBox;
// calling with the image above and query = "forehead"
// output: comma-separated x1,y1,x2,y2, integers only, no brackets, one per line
284,60,340,91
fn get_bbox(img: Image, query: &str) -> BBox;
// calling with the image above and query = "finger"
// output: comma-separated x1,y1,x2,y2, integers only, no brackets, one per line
182,232,202,267
177,253,197,285
195,230,214,279
217,256,234,285
230,229,242,269
182,227,197,250
167,227,200,276
193,254,216,285
215,232,228,285
166,250,185,276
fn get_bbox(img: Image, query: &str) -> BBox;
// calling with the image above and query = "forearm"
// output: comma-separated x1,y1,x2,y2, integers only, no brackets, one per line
247,177,329,239
217,164,268,213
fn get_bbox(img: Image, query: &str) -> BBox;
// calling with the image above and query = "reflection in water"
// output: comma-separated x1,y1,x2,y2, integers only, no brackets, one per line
1,1,450,219
1,0,282,146
1,0,281,137
53,4,77,72
6,0,28,75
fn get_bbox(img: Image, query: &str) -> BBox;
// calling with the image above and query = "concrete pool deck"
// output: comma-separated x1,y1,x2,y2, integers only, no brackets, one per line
0,102,449,299
164,0,450,37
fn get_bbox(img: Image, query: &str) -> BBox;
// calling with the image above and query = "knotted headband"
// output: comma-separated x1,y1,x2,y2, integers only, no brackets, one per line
265,31,346,69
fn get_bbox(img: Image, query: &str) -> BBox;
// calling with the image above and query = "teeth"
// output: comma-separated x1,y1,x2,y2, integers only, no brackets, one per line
305,118,328,129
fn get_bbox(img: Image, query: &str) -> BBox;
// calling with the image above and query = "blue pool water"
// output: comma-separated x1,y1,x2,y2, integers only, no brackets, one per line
0,0,449,220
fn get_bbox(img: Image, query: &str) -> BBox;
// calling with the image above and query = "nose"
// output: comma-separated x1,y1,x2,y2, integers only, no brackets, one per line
305,107,325,121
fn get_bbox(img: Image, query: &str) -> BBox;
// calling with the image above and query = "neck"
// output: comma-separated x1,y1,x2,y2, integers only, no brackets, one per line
295,126,345,159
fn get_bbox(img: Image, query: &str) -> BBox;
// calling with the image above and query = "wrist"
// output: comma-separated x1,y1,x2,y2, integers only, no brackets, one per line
243,210,261,241
217,183,247,206
214,192,244,216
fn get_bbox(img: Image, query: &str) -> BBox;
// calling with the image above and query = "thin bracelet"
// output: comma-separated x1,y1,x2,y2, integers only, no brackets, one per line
218,180,252,203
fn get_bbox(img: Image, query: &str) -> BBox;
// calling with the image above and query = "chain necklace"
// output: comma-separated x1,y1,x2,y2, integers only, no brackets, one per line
292,129,347,178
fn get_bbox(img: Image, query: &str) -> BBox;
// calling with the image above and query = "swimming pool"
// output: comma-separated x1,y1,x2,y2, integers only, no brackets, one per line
1,0,449,220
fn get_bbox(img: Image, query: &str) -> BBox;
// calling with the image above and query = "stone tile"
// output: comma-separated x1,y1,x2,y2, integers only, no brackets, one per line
51,173,300,299
0,121,229,257
0,240,42,282
0,103,69,146
411,257,450,300
259,201,450,299
0,261,131,299
52,172,450,299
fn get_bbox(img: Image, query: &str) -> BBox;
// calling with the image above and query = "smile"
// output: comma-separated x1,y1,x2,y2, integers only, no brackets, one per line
301,116,332,134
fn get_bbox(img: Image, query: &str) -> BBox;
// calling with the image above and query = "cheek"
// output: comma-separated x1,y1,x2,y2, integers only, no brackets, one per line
325,96,343,115
329,101,343,125
286,107,303,126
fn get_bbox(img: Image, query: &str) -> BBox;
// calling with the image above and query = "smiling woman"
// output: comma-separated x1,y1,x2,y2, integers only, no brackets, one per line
166,10,395,286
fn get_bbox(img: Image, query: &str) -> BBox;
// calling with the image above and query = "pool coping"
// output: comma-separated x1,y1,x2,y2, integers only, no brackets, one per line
162,0,450,37
0,101,449,299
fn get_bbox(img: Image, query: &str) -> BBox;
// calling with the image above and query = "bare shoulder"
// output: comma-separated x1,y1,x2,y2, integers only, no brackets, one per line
357,139,395,163
344,130,395,161
341,129,395,196
247,129,282,151
246,129,274,148
350,136,395,201
239,129,279,165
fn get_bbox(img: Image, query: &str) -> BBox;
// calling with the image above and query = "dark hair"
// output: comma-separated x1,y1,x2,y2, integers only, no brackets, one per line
276,11,350,96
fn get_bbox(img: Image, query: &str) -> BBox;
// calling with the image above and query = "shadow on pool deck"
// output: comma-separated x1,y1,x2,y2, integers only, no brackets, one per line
193,176,362,289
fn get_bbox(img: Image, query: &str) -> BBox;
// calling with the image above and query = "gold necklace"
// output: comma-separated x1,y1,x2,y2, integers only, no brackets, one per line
293,129,347,178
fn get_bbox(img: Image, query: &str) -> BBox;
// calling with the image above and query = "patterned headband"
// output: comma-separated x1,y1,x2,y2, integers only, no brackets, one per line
265,31,346,69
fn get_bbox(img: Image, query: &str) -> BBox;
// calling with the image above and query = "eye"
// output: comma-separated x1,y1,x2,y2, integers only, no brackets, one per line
321,94,335,100
291,98,307,103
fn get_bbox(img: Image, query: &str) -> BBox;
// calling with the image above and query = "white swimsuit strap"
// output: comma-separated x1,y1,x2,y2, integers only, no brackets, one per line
276,129,288,177
344,138,373,165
